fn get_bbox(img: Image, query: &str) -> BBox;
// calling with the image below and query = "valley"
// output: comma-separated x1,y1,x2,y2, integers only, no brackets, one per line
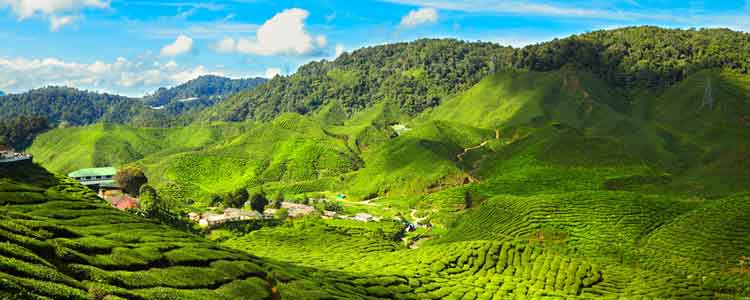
2,25,750,299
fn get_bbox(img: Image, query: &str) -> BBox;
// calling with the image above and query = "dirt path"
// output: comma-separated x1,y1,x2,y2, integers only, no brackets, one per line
457,141,488,162
410,209,428,226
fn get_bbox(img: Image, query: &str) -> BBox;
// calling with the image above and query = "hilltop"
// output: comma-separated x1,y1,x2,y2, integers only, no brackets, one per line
20,26,750,299
144,75,266,107
142,75,266,118
202,26,750,124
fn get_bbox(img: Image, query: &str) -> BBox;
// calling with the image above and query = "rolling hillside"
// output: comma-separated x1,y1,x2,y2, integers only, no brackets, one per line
19,26,750,299
0,160,330,299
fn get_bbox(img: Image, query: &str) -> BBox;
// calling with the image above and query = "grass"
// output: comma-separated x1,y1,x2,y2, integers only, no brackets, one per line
224,218,713,300
19,66,750,299
0,161,360,299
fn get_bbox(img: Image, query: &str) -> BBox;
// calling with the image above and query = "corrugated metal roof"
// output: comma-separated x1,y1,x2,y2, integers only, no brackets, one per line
77,179,119,187
68,167,117,178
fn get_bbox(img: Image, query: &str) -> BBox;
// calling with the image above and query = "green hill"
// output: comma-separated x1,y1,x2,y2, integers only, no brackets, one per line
0,160,329,299
27,123,248,175
18,26,750,299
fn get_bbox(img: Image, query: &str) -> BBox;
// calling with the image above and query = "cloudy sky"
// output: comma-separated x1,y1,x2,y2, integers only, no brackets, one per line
0,0,749,96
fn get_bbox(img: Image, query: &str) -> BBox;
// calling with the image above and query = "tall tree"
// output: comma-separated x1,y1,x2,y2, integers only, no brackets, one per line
224,188,249,208
249,190,269,213
115,166,148,196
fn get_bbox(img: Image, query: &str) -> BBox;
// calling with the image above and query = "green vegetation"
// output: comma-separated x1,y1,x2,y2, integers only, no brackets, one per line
0,161,278,299
15,26,750,299
0,116,50,150
144,75,266,107
0,76,266,128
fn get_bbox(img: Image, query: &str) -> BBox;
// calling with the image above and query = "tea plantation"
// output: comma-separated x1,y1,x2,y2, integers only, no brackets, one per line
20,48,750,299
0,161,360,300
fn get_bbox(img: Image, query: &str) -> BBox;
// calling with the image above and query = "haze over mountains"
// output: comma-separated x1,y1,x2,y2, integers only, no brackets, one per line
0,75,266,127
2,26,750,300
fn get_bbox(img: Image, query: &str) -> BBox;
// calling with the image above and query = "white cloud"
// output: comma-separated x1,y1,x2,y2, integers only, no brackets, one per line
160,35,193,56
264,67,281,78
49,14,77,31
169,65,222,84
211,37,237,53
164,60,178,69
382,0,750,26
213,8,326,56
334,44,346,58
315,35,327,47
400,7,438,28
0,55,225,96
0,0,108,30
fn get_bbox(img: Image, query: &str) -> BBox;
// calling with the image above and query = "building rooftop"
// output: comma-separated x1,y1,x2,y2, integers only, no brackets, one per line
68,167,117,178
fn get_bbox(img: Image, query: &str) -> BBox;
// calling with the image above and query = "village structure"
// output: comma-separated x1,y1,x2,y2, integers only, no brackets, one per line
62,164,401,229
0,144,32,164
68,167,139,210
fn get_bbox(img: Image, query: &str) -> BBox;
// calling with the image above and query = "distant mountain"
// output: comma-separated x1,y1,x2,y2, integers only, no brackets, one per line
0,75,266,127
0,86,144,126
144,75,266,107
0,90,5,96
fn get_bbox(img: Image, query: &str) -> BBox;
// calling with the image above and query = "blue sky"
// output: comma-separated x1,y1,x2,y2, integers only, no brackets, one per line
0,0,748,96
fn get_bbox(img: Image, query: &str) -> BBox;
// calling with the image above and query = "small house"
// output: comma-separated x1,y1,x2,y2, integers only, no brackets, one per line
68,167,120,195
0,145,33,163
353,213,375,222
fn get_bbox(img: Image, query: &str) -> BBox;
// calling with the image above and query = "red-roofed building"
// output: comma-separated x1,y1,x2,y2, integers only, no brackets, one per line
110,194,140,210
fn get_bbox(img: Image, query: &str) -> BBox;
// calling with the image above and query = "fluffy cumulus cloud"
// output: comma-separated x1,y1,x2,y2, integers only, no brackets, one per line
212,8,327,56
264,67,281,78
211,37,237,53
0,55,223,96
160,35,194,57
400,7,438,28
334,44,346,58
0,0,108,30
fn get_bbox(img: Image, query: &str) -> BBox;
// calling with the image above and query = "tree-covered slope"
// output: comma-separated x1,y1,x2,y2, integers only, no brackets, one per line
519,27,750,89
140,76,267,120
144,75,267,107
0,87,144,126
0,76,266,128
202,27,750,125
203,39,515,122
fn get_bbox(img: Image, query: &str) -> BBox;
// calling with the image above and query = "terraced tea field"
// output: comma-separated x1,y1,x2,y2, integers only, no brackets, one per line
226,217,715,300
0,161,342,299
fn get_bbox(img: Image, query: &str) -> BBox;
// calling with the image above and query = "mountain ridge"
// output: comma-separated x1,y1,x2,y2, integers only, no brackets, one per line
0,75,266,128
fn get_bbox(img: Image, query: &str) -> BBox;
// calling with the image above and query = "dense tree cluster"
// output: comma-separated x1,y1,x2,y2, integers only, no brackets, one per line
0,76,266,128
209,39,515,121
209,26,750,122
4,27,750,127
0,87,145,126
144,75,266,106
516,26,750,88
115,165,148,196
0,116,50,150
224,188,250,209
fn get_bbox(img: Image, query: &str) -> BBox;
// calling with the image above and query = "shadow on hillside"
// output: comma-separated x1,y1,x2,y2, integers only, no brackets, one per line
0,160,59,187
